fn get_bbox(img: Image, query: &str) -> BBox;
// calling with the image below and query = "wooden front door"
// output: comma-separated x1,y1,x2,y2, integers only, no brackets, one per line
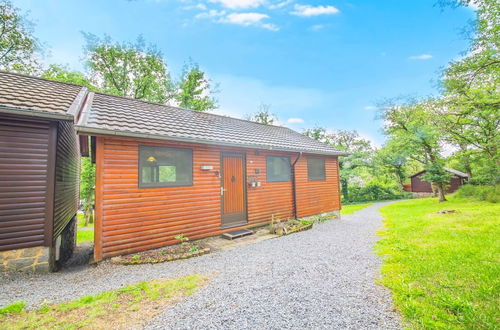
221,153,247,228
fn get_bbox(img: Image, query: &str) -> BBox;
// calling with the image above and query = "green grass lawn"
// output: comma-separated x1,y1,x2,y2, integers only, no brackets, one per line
77,213,94,244
0,275,206,329
376,197,499,329
77,229,94,244
341,202,373,215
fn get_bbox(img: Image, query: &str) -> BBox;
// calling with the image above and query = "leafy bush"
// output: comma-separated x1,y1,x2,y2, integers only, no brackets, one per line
455,184,499,203
343,182,411,203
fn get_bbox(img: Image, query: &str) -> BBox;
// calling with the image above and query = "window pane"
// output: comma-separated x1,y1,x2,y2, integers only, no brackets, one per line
141,167,155,183
139,146,193,187
307,157,326,180
159,165,176,182
266,156,291,182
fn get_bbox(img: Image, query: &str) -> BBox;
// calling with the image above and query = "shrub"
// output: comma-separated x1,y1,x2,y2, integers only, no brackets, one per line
343,182,411,204
455,184,499,203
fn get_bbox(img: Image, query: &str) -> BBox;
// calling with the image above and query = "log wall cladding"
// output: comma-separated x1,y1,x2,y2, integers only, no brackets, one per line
94,136,341,260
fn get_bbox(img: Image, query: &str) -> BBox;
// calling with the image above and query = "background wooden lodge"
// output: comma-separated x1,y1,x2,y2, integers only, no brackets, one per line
405,168,469,194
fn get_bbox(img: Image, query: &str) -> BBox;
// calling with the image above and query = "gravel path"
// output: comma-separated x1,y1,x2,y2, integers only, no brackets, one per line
0,202,400,329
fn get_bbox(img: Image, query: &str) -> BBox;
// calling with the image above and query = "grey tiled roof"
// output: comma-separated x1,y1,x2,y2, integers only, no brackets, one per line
411,168,469,178
444,168,469,178
0,71,85,118
77,92,345,155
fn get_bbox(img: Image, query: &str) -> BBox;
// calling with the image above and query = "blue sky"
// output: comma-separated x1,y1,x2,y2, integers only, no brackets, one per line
13,0,475,146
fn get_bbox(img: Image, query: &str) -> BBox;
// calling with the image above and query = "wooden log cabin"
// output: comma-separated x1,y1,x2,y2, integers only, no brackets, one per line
409,168,469,194
75,92,346,261
0,72,84,272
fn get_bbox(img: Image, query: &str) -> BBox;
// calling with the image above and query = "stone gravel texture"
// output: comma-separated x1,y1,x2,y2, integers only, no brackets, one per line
0,202,400,329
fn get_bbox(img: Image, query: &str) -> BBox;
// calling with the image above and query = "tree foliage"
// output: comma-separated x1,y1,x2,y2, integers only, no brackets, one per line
83,33,172,103
0,0,39,73
304,127,374,201
41,64,97,90
373,141,413,185
246,103,277,125
80,156,95,226
174,61,217,111
435,0,500,184
381,100,450,201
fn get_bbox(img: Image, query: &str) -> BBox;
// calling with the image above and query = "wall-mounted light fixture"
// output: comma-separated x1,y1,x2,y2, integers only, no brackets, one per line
200,165,213,171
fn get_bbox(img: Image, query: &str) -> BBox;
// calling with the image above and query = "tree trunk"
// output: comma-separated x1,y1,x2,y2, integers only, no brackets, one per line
396,166,405,185
431,184,438,197
341,179,349,202
437,183,447,202
459,144,473,179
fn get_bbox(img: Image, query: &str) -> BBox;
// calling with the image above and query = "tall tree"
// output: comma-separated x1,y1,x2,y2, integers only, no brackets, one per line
374,140,412,186
329,130,373,201
435,0,500,184
174,61,217,111
382,100,450,202
0,0,40,73
83,33,171,103
246,103,277,125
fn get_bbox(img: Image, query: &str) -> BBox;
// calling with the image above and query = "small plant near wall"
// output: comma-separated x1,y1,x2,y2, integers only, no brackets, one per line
175,234,189,245
300,219,314,227
310,214,331,224
269,216,314,236
269,213,334,236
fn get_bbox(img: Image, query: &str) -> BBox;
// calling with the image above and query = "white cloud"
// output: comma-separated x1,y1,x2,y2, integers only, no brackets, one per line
408,54,433,60
268,0,293,9
183,3,208,10
222,12,268,24
209,0,267,9
364,105,377,110
195,9,226,18
309,24,325,31
260,23,280,31
219,12,279,31
287,117,304,124
291,4,340,16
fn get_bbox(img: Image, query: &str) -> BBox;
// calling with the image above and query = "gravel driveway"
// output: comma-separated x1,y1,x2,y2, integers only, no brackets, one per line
0,202,400,329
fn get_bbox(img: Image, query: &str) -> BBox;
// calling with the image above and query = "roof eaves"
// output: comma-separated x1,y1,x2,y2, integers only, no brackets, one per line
0,105,73,121
409,170,426,178
445,167,469,178
75,125,347,156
